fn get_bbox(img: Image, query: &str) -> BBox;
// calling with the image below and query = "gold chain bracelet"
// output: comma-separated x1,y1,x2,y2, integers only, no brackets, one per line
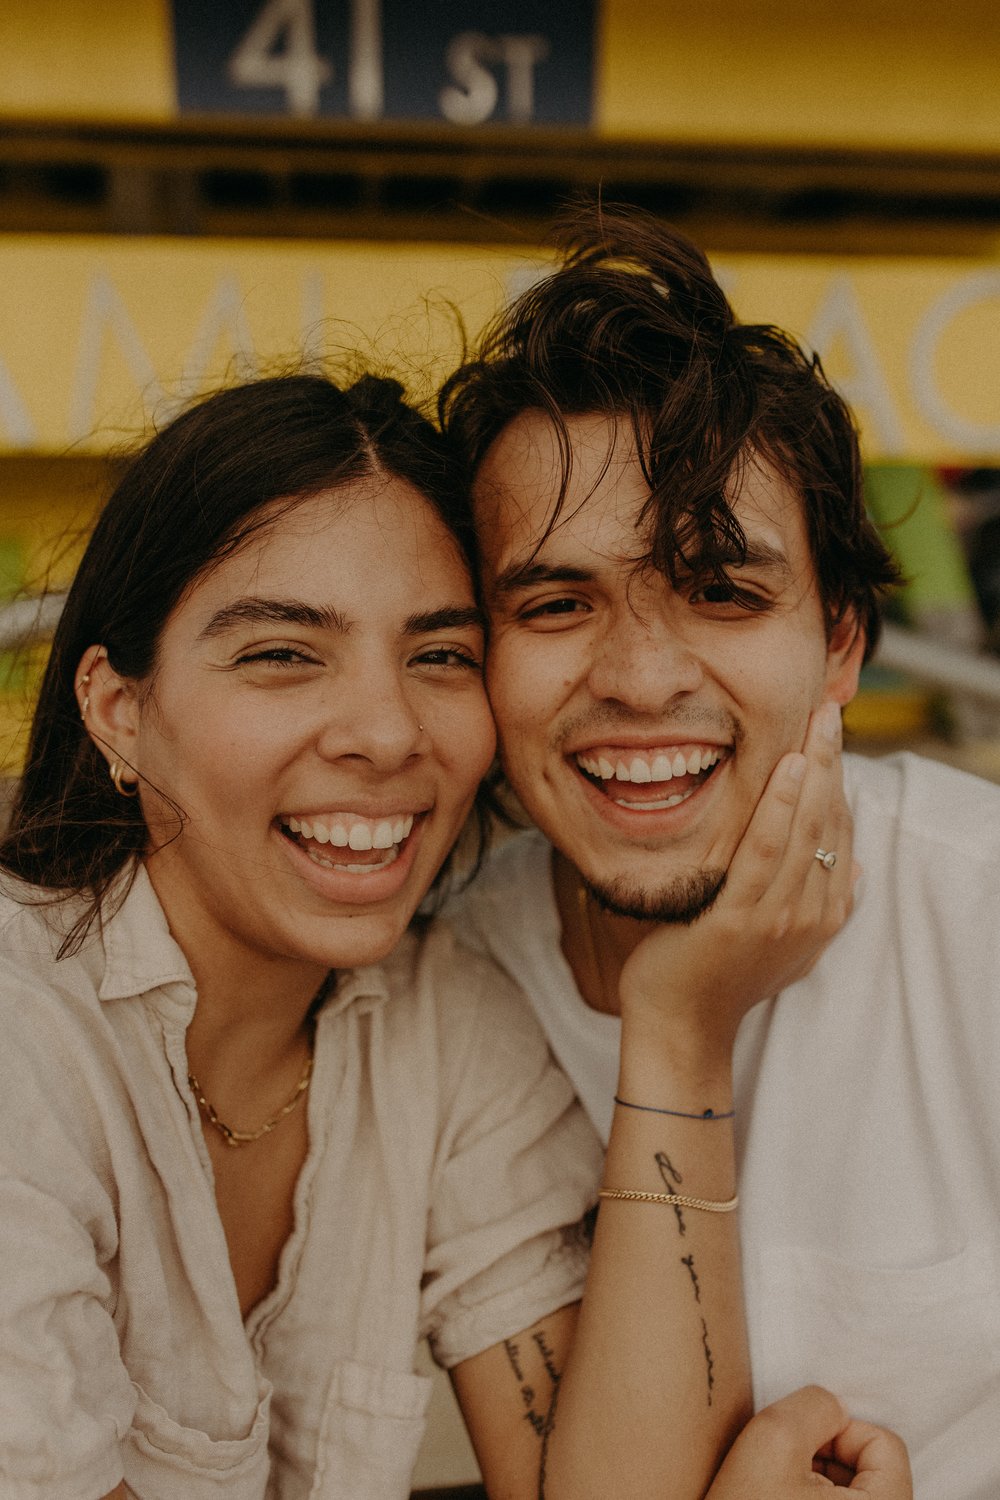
599,1188,739,1213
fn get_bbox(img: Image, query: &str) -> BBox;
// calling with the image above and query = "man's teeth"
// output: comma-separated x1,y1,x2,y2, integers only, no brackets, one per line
575,747,722,783
281,812,415,850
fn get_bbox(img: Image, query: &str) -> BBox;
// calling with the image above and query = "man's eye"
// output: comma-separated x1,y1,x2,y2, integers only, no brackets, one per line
520,597,588,619
688,580,772,612
691,583,738,605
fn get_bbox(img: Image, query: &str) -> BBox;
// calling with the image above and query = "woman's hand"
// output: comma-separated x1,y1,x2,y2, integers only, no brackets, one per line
618,700,855,1071
708,1386,912,1499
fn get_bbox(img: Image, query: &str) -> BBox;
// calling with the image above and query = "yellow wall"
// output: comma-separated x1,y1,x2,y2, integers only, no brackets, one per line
1,236,998,464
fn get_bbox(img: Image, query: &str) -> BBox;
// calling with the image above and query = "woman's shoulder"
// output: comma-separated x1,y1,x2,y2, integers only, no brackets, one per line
0,878,76,989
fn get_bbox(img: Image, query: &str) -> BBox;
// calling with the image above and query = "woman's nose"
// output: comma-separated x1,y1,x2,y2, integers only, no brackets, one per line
315,662,424,768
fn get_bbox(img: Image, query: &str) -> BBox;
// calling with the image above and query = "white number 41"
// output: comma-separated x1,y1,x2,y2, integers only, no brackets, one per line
228,0,331,116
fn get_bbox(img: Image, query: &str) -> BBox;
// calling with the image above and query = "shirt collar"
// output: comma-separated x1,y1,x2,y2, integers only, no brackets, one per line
96,864,390,1021
97,865,196,1004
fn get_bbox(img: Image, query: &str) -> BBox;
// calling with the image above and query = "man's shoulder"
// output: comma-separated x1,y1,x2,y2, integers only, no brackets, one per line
845,750,1000,865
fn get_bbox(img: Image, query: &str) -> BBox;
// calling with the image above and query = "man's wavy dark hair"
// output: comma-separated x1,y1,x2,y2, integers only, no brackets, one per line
441,202,899,652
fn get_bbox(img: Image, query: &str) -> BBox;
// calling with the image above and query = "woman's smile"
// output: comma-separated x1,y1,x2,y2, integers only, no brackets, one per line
129,477,495,978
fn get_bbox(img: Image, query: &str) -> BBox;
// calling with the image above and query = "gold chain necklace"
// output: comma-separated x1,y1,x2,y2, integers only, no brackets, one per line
189,1033,315,1149
188,974,334,1148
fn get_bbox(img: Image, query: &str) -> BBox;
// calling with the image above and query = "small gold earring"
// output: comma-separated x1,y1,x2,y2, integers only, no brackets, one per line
79,672,91,720
109,759,139,797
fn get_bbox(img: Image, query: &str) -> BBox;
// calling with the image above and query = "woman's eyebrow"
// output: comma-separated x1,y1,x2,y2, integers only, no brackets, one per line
198,598,486,640
403,605,486,635
197,598,347,638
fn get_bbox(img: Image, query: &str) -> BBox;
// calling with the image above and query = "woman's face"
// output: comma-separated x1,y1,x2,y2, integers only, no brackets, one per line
127,476,495,978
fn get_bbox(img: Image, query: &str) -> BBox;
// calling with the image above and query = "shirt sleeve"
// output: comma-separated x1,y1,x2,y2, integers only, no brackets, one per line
0,963,136,1498
417,926,603,1369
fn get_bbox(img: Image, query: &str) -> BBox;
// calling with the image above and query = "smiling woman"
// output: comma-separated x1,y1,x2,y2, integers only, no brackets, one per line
0,373,605,1499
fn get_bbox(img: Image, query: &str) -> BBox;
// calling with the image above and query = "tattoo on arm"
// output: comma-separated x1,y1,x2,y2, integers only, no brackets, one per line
655,1150,717,1406
503,1328,563,1442
655,1150,687,1236
537,1368,561,1499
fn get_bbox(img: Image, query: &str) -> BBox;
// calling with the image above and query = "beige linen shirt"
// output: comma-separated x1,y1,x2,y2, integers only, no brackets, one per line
0,869,600,1500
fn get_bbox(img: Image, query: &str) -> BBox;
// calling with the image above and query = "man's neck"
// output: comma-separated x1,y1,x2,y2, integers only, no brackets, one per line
552,849,651,1017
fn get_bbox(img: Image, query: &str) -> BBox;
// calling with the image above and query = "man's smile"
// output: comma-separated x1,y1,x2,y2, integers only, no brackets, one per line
571,744,729,814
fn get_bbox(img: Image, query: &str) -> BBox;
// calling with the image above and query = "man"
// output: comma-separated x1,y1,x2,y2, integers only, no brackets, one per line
443,207,1000,1498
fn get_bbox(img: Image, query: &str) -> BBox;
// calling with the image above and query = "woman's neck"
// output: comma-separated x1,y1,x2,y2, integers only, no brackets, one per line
144,856,330,1088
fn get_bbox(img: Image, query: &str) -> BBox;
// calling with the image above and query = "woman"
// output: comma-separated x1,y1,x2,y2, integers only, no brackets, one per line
0,373,907,1499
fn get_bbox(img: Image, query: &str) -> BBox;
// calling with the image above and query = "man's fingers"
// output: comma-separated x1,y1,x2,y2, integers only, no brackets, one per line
829,1419,912,1496
723,750,808,907
710,1386,849,1491
725,700,849,916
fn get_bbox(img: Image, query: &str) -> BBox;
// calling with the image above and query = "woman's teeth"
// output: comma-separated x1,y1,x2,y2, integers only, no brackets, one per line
283,812,414,849
279,811,415,872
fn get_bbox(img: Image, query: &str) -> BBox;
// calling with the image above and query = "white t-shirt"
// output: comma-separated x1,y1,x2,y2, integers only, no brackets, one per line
450,752,1000,1500
0,867,600,1500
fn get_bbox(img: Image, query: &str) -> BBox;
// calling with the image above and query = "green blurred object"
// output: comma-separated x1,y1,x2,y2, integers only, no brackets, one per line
865,465,976,620
0,534,27,694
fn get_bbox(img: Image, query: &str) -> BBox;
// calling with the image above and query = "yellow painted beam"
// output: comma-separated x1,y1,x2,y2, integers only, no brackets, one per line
0,0,175,121
597,0,1000,152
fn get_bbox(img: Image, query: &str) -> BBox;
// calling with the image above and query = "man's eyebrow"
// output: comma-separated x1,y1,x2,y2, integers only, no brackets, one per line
198,598,347,639
684,539,793,578
403,605,486,634
491,560,596,597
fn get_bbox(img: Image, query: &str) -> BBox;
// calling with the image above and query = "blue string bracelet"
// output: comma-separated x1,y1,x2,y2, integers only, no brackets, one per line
614,1094,735,1121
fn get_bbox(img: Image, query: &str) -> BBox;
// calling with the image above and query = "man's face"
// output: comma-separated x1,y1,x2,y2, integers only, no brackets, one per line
474,411,863,921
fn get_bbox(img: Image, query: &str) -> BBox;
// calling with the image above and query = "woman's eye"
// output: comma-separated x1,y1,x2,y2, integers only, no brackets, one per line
414,646,481,670
235,647,316,668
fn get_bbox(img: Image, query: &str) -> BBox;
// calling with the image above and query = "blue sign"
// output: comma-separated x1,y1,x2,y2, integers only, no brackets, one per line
171,0,596,126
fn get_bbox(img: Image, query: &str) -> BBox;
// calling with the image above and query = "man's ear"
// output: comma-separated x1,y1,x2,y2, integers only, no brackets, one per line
823,610,867,708
77,645,141,772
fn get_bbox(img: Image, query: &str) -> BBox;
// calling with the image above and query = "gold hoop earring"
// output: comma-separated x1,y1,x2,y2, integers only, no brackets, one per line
109,759,139,798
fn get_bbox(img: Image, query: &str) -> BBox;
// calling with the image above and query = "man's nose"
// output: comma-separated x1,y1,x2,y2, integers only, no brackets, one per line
586,605,704,711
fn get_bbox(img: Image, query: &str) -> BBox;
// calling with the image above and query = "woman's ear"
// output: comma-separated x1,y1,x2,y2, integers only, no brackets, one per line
823,610,867,708
77,646,141,774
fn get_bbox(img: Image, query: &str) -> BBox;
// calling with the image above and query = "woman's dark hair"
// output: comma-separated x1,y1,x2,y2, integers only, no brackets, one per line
2,372,481,952
441,201,900,650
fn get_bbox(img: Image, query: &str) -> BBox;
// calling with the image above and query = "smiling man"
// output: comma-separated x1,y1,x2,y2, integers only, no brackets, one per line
443,207,1000,1497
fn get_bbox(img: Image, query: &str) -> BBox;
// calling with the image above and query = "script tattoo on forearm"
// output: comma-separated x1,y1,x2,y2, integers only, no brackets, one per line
537,1369,561,1499
503,1327,563,1441
655,1150,687,1235
656,1151,716,1406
